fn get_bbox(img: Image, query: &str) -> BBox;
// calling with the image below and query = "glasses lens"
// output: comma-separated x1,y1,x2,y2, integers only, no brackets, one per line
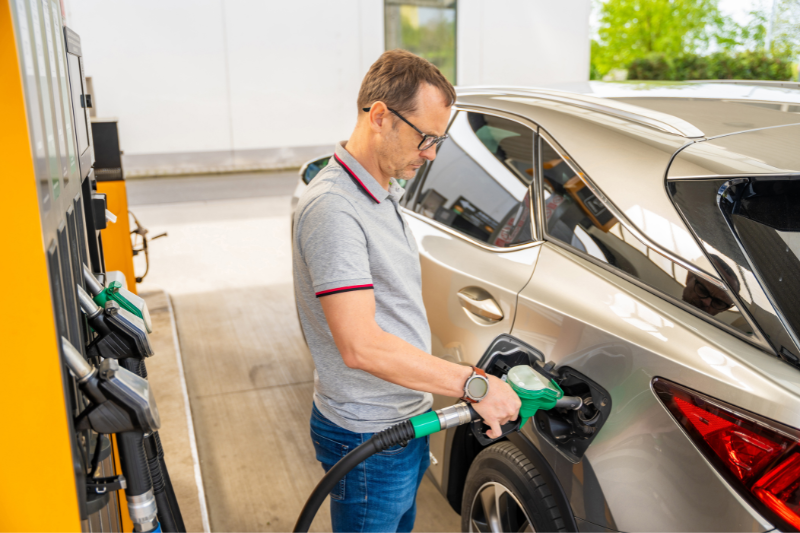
419,136,436,151
712,298,733,310
694,280,710,299
419,136,445,151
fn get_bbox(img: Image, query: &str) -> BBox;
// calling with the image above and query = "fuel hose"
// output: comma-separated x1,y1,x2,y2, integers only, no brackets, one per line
293,403,480,533
293,365,581,533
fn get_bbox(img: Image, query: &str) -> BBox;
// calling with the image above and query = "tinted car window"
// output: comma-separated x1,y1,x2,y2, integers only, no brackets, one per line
541,137,752,335
302,157,330,184
413,112,534,247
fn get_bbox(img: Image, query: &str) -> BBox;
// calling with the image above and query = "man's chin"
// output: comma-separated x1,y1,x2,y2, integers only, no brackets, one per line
402,165,425,179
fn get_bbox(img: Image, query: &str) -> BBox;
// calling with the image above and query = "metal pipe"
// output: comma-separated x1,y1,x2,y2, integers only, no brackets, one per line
77,284,102,318
61,337,95,383
555,396,584,410
83,264,105,296
436,402,474,430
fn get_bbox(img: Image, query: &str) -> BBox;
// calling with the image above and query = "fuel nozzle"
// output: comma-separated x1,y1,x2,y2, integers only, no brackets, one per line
507,365,582,426
77,284,153,360
61,337,161,435
61,338,161,532
83,266,153,333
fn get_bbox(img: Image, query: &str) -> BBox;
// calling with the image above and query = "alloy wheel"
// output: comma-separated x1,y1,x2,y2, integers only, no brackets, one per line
469,481,535,533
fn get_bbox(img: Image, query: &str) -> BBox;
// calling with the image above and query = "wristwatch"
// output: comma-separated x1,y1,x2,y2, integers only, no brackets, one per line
462,367,490,403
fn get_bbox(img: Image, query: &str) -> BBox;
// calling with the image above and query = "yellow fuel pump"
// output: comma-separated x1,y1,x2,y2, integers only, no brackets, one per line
1,1,146,530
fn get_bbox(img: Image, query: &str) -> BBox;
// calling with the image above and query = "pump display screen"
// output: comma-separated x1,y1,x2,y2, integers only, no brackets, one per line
67,54,90,156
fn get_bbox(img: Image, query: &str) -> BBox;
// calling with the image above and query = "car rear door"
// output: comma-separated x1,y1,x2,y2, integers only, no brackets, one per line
401,109,542,488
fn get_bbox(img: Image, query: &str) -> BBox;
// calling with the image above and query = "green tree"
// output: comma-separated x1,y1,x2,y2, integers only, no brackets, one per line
592,0,722,77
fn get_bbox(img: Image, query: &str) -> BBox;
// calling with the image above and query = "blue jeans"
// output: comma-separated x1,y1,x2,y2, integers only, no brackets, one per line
310,403,431,533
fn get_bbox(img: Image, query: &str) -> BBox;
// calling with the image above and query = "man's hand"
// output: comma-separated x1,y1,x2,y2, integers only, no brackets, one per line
472,375,522,439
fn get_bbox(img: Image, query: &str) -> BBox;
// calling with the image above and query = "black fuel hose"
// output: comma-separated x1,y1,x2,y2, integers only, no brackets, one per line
117,431,152,497
293,420,417,532
121,357,185,532
294,404,482,533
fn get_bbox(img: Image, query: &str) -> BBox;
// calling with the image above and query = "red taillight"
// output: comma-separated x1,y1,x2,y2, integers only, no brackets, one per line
672,396,784,484
654,379,800,530
753,454,800,529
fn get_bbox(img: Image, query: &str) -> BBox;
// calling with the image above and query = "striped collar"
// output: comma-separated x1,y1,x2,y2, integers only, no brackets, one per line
334,142,389,204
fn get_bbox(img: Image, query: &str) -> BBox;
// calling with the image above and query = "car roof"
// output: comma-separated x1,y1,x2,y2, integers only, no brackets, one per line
458,81,800,138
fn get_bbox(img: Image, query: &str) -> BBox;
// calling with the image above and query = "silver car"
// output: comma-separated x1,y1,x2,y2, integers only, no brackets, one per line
294,81,800,532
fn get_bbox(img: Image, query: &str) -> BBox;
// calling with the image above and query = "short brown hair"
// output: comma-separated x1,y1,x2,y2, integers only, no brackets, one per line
357,49,456,115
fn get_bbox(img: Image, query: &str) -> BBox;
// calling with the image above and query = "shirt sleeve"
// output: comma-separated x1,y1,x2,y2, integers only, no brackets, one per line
297,193,373,297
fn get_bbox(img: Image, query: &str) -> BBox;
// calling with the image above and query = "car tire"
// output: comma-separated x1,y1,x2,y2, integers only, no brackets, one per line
461,441,566,533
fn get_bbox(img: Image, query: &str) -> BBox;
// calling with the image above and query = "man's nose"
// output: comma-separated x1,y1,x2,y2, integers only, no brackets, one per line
420,145,438,161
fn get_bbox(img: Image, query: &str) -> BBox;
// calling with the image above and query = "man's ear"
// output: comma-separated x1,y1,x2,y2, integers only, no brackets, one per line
367,101,388,132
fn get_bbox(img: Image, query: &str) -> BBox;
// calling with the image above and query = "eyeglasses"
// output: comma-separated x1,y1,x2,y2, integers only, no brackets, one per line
362,106,448,151
693,278,734,311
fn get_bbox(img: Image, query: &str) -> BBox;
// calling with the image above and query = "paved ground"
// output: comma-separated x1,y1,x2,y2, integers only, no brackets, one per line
139,290,206,533
134,171,461,532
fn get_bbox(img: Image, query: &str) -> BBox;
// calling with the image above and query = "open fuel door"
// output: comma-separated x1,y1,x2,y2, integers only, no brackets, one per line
476,334,612,463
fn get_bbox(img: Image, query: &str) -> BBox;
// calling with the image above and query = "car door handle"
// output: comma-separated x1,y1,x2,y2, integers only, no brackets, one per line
457,288,504,322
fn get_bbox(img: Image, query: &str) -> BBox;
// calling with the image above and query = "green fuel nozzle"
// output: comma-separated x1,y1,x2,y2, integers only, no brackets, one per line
506,365,564,427
408,365,579,440
84,266,153,333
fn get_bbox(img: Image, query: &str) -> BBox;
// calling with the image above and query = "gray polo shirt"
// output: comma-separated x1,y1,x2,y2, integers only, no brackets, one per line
292,141,433,433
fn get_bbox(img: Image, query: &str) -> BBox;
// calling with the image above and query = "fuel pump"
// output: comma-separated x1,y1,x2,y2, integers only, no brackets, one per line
62,338,161,533
76,285,185,532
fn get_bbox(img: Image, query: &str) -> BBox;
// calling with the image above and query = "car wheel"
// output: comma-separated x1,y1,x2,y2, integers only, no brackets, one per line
461,441,566,533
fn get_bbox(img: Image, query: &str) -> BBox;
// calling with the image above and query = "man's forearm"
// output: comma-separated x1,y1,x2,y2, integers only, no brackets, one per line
339,326,472,398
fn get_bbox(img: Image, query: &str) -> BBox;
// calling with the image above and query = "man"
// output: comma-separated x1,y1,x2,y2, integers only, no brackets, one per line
292,49,521,533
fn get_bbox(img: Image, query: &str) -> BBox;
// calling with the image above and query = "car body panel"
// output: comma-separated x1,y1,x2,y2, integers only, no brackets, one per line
668,125,800,178
403,210,541,489
512,243,790,531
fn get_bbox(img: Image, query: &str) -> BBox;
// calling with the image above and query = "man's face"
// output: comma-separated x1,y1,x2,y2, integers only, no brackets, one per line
376,83,451,181
682,273,735,316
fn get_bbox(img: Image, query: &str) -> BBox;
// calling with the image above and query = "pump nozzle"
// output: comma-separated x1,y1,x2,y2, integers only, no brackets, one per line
77,284,102,319
83,265,105,297
61,337,95,383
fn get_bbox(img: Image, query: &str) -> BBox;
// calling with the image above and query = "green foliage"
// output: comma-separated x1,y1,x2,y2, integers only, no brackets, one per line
398,7,456,83
627,51,794,80
592,0,721,77
592,0,800,81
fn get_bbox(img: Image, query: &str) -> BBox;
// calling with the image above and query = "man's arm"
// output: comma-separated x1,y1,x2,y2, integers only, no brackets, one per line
320,288,521,438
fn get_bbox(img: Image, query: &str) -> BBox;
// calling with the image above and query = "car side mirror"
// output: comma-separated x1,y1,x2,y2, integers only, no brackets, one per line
300,155,332,184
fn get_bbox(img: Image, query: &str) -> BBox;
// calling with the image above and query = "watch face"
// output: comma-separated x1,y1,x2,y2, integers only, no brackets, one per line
468,376,488,398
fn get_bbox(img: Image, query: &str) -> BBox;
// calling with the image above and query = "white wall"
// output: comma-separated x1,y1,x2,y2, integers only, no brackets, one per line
457,0,591,87
64,0,589,176
65,0,384,175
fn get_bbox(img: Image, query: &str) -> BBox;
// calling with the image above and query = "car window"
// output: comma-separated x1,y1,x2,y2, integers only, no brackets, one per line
540,136,753,336
412,111,534,247
302,157,330,184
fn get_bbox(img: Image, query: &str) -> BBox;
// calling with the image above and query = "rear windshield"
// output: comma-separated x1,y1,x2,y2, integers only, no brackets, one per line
719,177,800,353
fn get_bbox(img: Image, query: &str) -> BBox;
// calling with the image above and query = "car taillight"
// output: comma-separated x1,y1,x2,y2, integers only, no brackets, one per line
654,378,800,530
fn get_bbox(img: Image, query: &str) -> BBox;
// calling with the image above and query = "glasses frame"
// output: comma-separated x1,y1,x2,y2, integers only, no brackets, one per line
362,106,448,151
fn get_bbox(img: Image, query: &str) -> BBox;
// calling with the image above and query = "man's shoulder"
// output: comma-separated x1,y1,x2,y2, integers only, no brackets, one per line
295,169,363,225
